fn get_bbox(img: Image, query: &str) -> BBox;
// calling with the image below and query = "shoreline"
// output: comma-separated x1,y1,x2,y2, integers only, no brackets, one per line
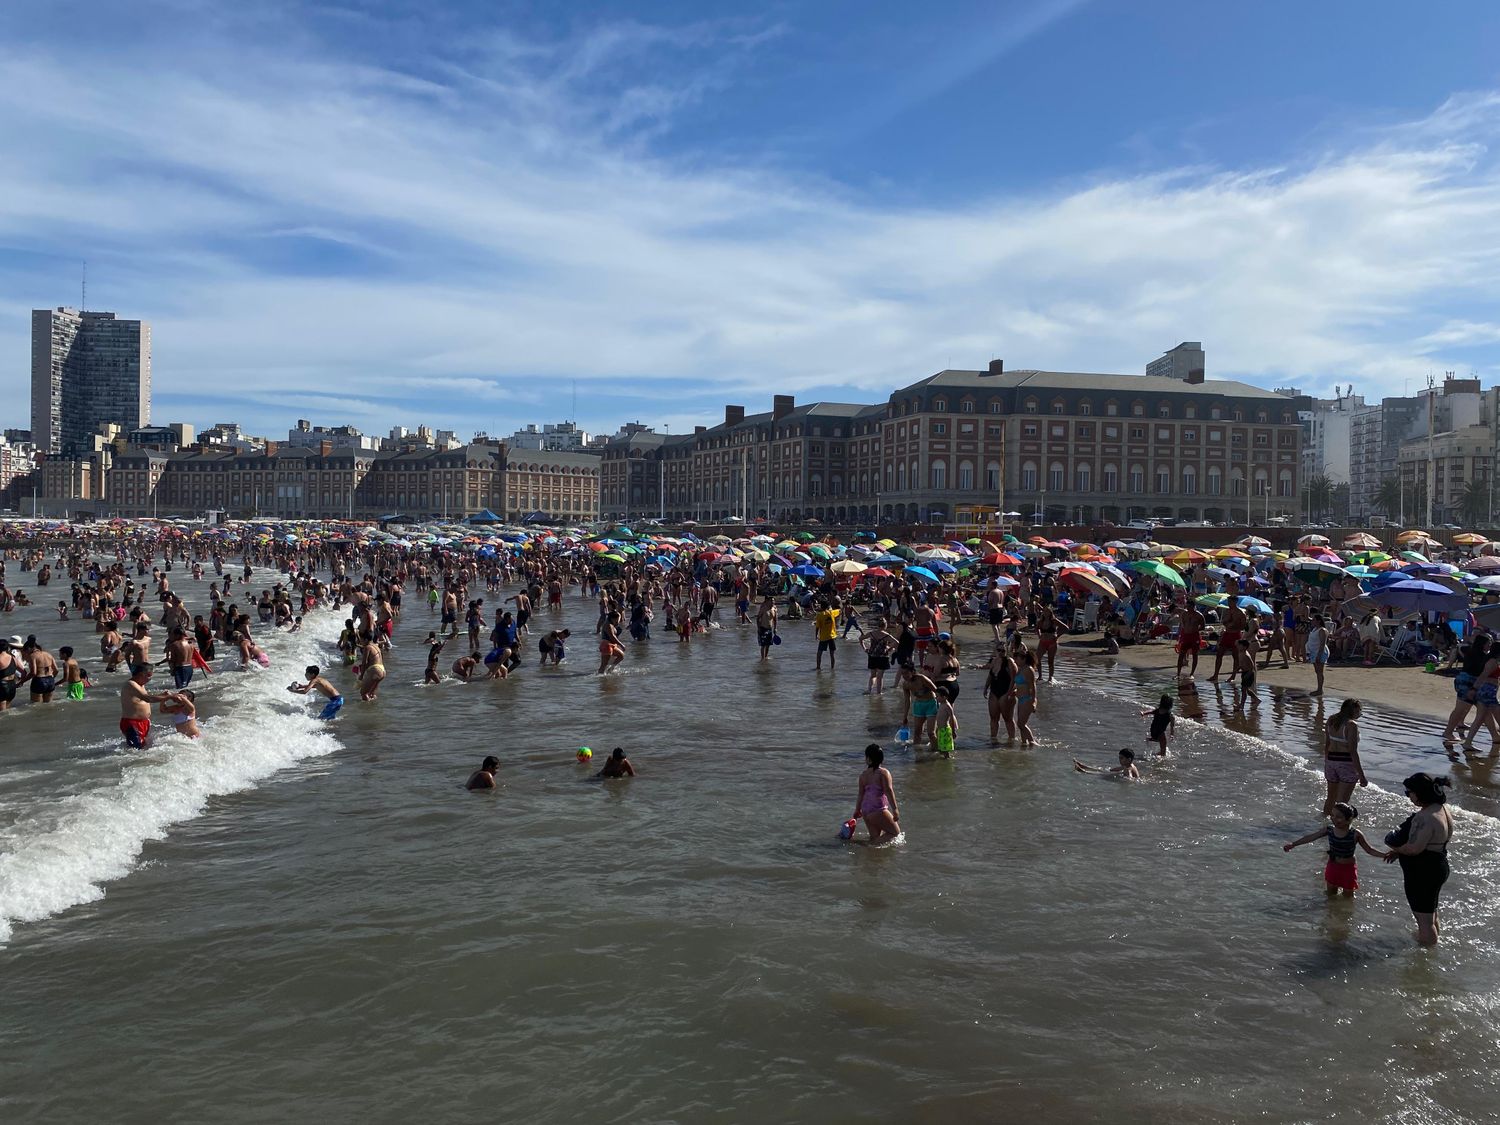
944,617,1458,724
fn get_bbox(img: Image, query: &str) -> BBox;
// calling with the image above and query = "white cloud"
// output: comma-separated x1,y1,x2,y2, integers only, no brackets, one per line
0,11,1498,441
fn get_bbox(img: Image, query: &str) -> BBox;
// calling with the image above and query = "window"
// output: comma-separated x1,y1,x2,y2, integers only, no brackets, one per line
1157,427,1172,441
1129,466,1145,492
1208,428,1222,443
1233,409,1244,422
960,400,974,413
1182,467,1197,494
1158,403,1171,417
896,462,906,490
958,460,974,489
1075,464,1092,491
1210,406,1222,420
986,424,1001,437
1050,399,1065,415
1102,464,1118,491
1232,432,1245,445
1024,398,1039,414
1021,462,1038,490
1230,470,1245,497
1254,433,1268,446
933,422,947,436
990,401,1003,414
960,422,974,434
1129,426,1145,440
931,461,947,489
1156,467,1170,494
1278,469,1293,497
1049,462,1065,490
1104,425,1119,439
1050,423,1066,438
1077,424,1093,438
1185,405,1197,419
1079,401,1092,415
933,398,948,412
1256,411,1268,423
1023,423,1038,437
985,462,1001,490
1106,401,1119,416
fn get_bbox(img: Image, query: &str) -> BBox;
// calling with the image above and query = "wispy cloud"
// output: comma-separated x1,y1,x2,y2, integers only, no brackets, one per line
0,5,1497,443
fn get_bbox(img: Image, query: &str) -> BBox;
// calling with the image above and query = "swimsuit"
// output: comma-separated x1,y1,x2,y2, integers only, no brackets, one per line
319,695,344,720
29,675,55,696
935,725,955,755
172,666,194,689
859,780,890,816
1323,727,1359,785
67,681,85,701
120,717,151,748
911,697,939,719
1324,826,1359,891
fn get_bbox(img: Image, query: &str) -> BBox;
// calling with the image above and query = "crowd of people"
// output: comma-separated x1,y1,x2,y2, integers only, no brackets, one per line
0,522,1469,946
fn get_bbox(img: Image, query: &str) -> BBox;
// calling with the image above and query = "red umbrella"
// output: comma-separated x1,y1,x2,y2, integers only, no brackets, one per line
863,567,894,578
982,552,1022,565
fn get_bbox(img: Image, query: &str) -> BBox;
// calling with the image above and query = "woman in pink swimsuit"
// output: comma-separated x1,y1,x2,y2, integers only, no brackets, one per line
853,744,901,843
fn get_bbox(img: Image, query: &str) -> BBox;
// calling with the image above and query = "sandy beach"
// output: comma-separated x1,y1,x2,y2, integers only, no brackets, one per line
1047,629,1459,722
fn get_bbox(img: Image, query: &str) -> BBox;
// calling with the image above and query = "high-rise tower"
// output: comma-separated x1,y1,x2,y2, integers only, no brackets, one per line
31,307,152,455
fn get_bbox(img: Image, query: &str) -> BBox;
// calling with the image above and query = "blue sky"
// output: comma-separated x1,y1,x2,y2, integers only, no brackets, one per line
2,0,1500,441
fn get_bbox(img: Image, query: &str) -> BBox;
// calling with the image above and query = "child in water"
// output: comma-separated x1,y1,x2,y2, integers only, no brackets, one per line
1282,802,1383,896
1141,694,1175,756
1073,747,1140,779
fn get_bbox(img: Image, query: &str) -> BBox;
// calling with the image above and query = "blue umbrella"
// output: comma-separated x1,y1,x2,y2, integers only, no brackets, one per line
925,559,958,574
905,565,941,583
1375,579,1469,615
869,554,907,566
1234,595,1274,615
789,563,826,578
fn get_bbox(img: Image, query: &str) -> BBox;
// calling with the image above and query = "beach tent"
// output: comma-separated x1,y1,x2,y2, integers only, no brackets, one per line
468,509,505,524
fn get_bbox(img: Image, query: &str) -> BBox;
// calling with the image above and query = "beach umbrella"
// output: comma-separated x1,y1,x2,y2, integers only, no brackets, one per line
1471,575,1500,591
1103,540,1134,550
925,559,958,574
1211,547,1251,559
789,563,825,579
964,537,983,546
795,532,817,542
1286,559,1348,586
1343,533,1382,549
1466,555,1500,573
1238,536,1271,548
1399,551,1430,563
889,545,918,561
984,574,1020,589
1343,565,1378,579
1059,568,1115,600
1126,559,1187,589
829,559,867,576
806,543,832,559
863,566,894,578
1145,543,1183,557
1167,549,1209,566
1454,531,1490,546
1402,561,1458,575
982,552,1022,566
918,548,961,562
904,565,941,583
1375,579,1469,615
1297,533,1330,546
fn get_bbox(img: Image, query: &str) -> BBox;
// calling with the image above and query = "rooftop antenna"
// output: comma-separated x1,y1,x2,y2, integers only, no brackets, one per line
572,379,577,424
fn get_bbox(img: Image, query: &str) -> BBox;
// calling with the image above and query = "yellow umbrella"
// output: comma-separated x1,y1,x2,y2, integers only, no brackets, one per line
829,559,868,575
1395,529,1432,544
1453,532,1488,546
1212,547,1250,559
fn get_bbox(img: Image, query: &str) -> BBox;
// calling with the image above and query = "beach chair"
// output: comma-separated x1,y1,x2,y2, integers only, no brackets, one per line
1374,624,1416,665
1072,601,1100,633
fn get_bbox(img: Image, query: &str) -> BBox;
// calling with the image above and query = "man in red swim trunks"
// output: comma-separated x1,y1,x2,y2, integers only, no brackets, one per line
119,663,186,749
1175,603,1205,678
1209,598,1248,682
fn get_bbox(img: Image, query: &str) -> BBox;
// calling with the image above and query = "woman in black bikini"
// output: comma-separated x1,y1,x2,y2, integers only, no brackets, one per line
1382,772,1454,946
983,641,1017,742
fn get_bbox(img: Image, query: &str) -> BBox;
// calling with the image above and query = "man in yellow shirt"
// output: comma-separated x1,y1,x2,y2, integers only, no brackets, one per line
815,599,841,670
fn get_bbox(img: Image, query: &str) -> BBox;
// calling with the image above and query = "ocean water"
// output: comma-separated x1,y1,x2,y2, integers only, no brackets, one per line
2,569,1498,1124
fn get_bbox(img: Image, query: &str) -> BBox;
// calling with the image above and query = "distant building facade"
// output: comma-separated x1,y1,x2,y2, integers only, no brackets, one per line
31,308,151,456
1145,342,1206,383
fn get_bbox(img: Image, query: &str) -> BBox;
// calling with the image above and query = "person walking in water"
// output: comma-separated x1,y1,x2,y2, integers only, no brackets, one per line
1382,772,1454,947
1320,698,1366,817
1283,802,1382,897
1141,694,1174,756
852,744,901,844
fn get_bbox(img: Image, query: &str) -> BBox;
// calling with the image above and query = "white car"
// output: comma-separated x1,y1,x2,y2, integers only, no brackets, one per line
1125,518,1156,531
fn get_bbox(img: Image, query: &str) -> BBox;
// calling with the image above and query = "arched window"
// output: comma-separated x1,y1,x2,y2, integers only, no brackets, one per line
985,461,1001,490
896,462,906,490
958,460,974,489
1105,400,1119,416
1051,399,1066,415
1253,468,1269,495
1024,397,1039,414
960,399,975,414
1129,464,1145,492
1182,466,1197,494
1048,461,1065,490
1021,461,1038,491
1278,468,1293,496
933,398,948,413
1230,468,1245,497
1102,463,1118,491
989,401,1003,414
1075,463,1092,491
931,460,947,489
1157,401,1171,417
1132,401,1145,416
1079,400,1093,416
1207,467,1222,495
1156,466,1170,494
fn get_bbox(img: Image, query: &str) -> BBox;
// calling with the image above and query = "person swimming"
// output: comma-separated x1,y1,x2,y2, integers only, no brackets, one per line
1073,747,1140,779
466,755,500,790
596,747,635,778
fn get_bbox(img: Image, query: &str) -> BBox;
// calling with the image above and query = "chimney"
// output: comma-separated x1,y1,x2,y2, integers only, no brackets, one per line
319,440,333,457
264,441,278,456
694,425,707,435
1186,367,1205,385
725,405,745,426
773,394,795,419
987,359,1004,376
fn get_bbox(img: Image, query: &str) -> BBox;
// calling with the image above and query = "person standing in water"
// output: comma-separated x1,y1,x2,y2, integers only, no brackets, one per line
756,595,778,663
852,744,901,844
982,640,1017,743
1320,698,1366,817
1283,802,1382,897
1382,772,1454,946
1141,694,1175,756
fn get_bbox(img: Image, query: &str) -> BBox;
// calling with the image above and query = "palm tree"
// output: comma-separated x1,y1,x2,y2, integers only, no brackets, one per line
1302,474,1335,521
1374,477,1403,520
1457,479,1490,529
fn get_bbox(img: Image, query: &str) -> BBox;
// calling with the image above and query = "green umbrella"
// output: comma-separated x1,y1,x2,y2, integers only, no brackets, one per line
795,531,817,542
964,537,982,546
1127,559,1186,588
610,526,636,540
601,552,626,563
890,544,918,561
806,543,832,559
